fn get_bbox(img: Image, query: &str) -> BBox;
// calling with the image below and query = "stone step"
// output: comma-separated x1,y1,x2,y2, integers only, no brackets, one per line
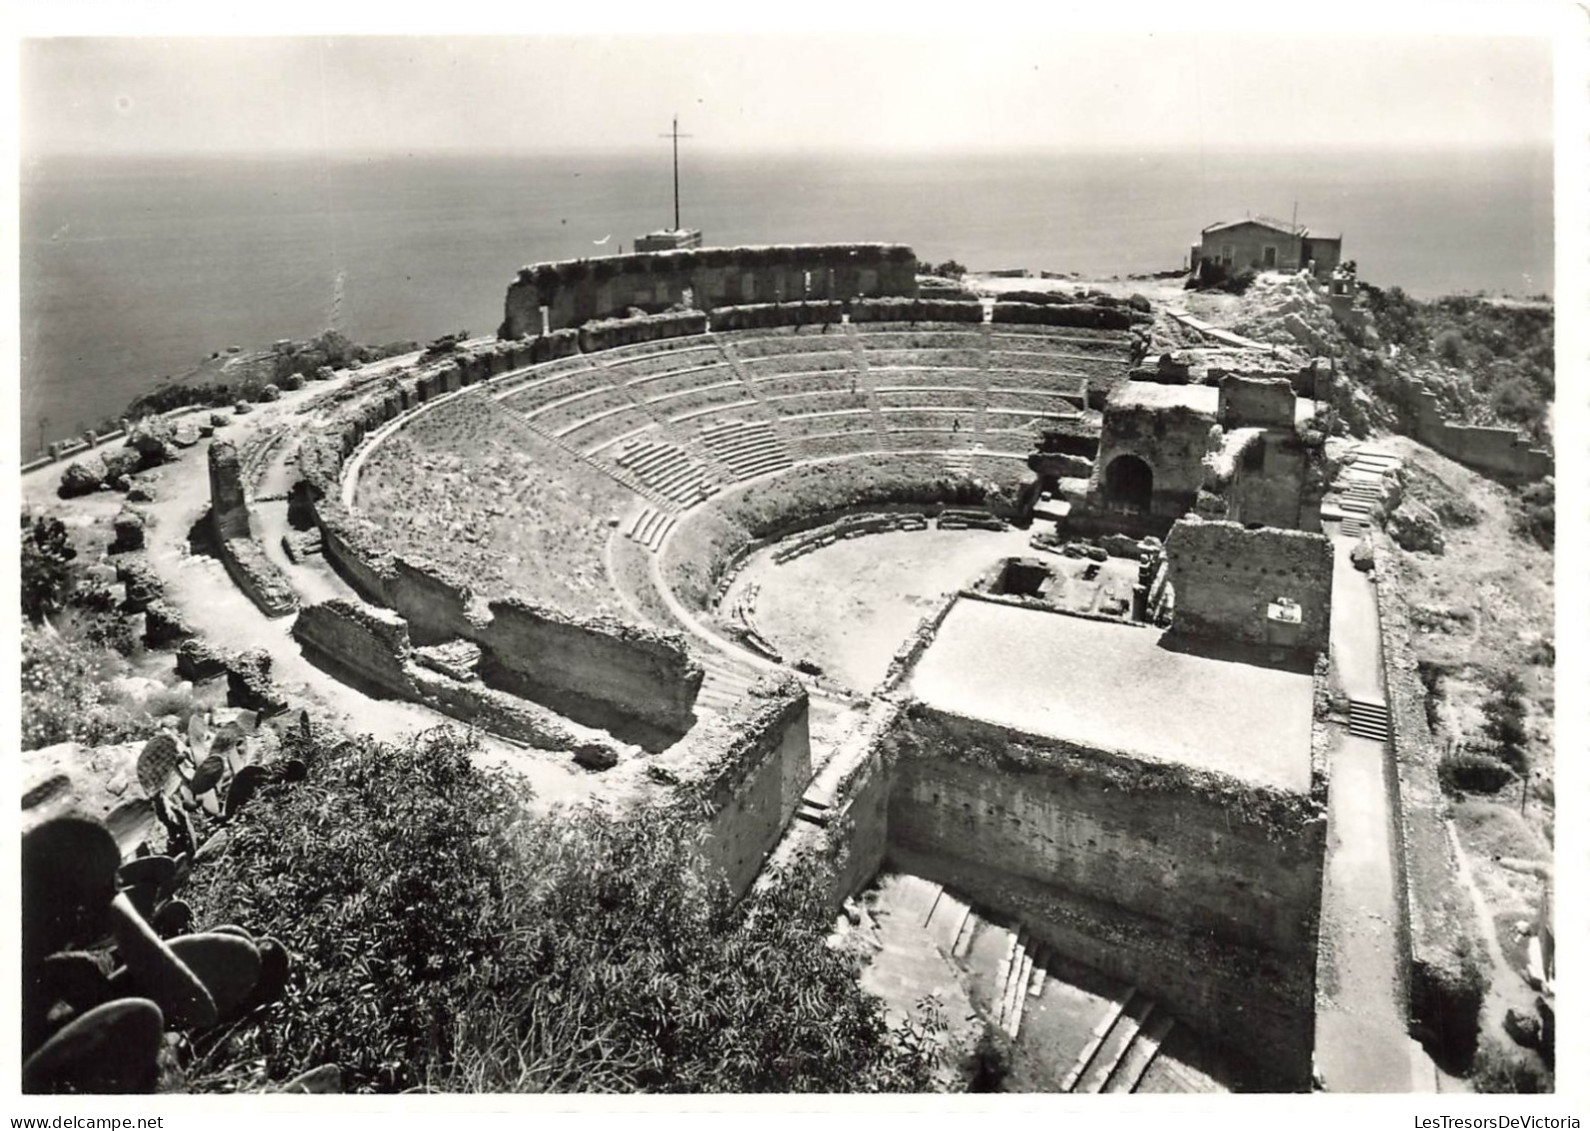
951,907,978,958
1005,941,1037,1039
1059,987,1136,1092
644,516,676,552
1077,995,1155,1094
794,803,831,827
1348,699,1390,741
1027,945,1048,998
1106,1012,1175,1094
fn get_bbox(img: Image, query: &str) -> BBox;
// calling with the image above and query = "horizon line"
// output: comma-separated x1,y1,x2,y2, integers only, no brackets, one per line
22,138,1558,161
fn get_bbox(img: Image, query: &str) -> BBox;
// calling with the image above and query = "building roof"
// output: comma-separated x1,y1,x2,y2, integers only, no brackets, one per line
1202,216,1307,238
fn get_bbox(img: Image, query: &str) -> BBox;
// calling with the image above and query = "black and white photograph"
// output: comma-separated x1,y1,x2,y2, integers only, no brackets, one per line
12,2,1582,1111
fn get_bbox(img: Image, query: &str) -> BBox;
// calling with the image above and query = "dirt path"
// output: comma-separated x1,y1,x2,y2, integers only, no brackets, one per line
22,374,609,808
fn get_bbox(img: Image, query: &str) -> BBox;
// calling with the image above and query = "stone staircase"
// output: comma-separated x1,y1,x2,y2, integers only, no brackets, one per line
972,323,995,440
697,419,795,481
624,505,677,553
915,892,1184,1093
613,438,723,506
692,652,760,716
1331,447,1403,539
940,446,983,475
842,324,892,439
514,413,673,508
1348,697,1390,743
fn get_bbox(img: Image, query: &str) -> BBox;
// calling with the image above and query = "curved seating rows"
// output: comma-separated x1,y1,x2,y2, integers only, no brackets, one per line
465,319,1133,516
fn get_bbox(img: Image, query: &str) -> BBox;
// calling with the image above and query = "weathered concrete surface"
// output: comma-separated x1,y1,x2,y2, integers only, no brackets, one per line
908,599,1314,791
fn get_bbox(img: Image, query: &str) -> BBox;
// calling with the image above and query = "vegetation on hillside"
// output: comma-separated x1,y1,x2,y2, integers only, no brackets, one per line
118,331,417,426
1350,286,1553,443
182,727,939,1094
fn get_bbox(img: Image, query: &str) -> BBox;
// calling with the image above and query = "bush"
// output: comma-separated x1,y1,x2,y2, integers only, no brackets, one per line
183,728,532,1092
1481,670,1530,772
1516,478,1553,549
1470,1036,1553,1093
449,805,939,1093
20,624,142,750
183,728,936,1094
1439,750,1515,794
21,513,76,623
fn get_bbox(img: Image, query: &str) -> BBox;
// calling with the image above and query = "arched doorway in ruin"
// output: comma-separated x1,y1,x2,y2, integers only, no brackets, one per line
1103,454,1154,512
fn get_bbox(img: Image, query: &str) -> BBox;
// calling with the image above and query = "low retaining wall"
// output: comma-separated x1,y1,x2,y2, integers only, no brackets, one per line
848,297,985,324
1408,380,1552,482
659,676,814,899
1374,543,1488,1064
291,598,631,759
770,512,930,564
576,310,708,354
708,301,845,332
992,301,1143,331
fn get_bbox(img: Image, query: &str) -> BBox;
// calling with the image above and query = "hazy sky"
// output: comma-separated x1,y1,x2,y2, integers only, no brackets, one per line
20,31,1555,157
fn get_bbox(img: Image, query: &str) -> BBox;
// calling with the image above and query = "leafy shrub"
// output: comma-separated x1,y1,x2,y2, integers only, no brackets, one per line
20,625,143,749
1439,750,1514,795
1470,1036,1553,1093
183,728,934,1094
183,728,531,1092
21,512,76,623
449,804,938,1093
1516,478,1554,549
1434,328,1468,366
1481,670,1530,772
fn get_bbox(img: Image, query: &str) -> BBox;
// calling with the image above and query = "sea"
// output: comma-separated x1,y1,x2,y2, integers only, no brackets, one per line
19,145,1554,454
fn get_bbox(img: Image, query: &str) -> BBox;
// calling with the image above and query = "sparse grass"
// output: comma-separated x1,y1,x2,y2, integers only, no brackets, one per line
355,394,633,618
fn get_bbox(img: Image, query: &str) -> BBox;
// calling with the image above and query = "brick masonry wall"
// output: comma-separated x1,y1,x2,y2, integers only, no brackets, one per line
1165,516,1333,652
659,677,814,899
502,245,919,337
880,703,1325,1091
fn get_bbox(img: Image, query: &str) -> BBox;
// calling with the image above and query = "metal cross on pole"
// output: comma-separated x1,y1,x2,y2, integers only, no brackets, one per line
659,115,693,232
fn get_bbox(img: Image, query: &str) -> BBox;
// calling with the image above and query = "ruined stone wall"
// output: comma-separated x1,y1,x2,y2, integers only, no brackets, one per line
884,706,1327,954
1224,432,1311,530
709,301,846,332
1218,374,1296,429
291,599,417,697
1165,517,1333,653
1374,543,1489,1059
206,440,298,617
474,599,703,735
882,703,1326,1090
576,310,708,354
502,244,919,336
1408,381,1553,481
208,440,250,540
386,556,482,647
990,301,1143,331
661,677,814,899
1089,403,1216,519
